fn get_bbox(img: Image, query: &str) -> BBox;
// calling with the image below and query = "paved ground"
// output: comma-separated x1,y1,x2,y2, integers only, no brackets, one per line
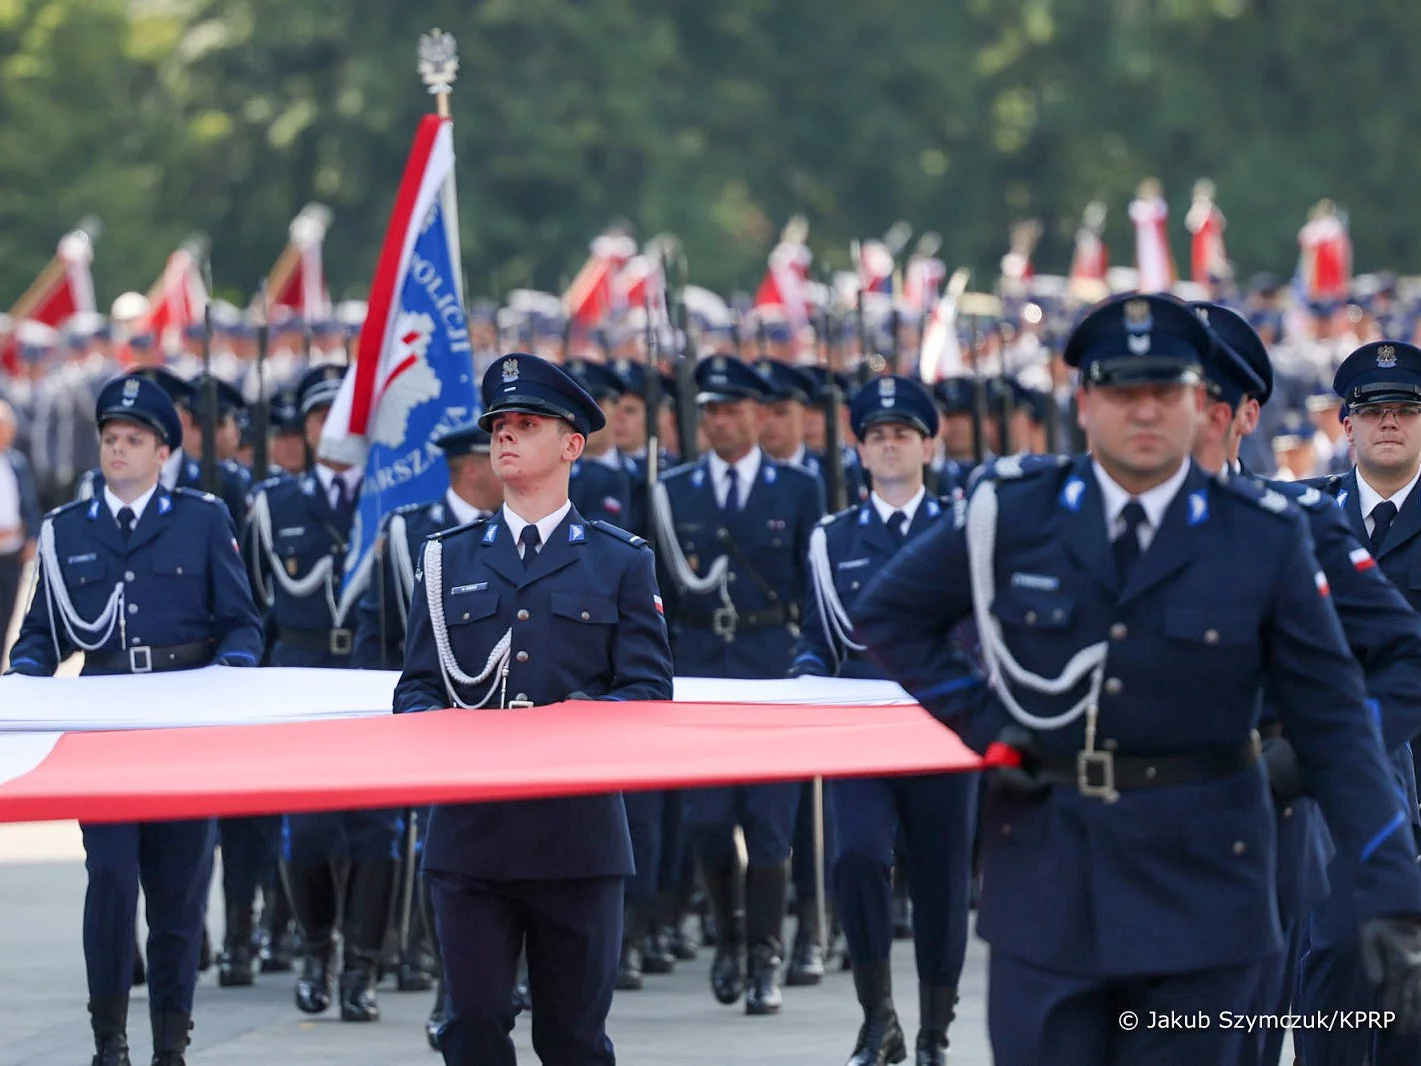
0,820,993,1065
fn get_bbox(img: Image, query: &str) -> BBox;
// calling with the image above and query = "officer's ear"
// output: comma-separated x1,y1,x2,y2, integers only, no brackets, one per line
155,441,171,464
1342,414,1355,444
561,425,586,462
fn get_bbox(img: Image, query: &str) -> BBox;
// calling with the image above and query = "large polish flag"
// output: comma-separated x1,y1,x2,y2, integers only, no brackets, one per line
0,670,1002,823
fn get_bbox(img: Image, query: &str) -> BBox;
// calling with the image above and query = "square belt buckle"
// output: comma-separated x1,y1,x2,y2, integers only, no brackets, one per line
128,645,153,674
712,606,738,640
330,628,353,655
1076,750,1119,802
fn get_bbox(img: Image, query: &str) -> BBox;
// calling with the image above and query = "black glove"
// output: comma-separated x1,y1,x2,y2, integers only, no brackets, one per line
1360,916,1421,1031
990,724,1051,798
1261,734,1305,805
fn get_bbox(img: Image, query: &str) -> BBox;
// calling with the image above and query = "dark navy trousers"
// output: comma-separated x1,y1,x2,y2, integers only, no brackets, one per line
82,819,216,1012
831,772,978,982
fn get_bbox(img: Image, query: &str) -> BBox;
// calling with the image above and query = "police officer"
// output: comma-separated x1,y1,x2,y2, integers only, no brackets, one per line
7,374,262,1066
1191,303,1421,1066
1294,339,1421,1065
755,360,823,475
853,293,1421,1065
246,363,398,1022
395,352,674,1066
792,375,974,1065
267,389,308,478
652,354,825,1015
76,368,248,531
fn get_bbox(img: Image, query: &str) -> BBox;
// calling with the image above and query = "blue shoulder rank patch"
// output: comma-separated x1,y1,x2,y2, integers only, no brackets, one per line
569,523,586,543
858,507,871,526
925,498,942,519
1186,489,1208,526
1336,489,1349,508
981,453,1069,483
590,520,648,548
1059,476,1086,512
1264,480,1331,514
85,500,101,520
764,464,778,484
482,522,499,544
157,494,173,515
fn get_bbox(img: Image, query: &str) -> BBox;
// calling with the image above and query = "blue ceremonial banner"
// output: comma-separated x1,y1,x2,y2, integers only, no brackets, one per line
321,115,478,620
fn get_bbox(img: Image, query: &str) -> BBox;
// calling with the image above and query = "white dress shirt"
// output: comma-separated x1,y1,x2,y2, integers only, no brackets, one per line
159,449,184,491
870,486,926,529
1357,466,1421,536
103,483,157,525
502,500,573,558
706,447,762,510
1092,458,1191,552
314,463,363,511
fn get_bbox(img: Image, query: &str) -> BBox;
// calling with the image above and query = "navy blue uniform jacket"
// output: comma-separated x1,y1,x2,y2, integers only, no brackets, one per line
853,455,1421,977
10,486,263,674
394,506,674,880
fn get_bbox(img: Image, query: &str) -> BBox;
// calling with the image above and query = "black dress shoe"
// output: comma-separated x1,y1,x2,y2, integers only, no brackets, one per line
744,946,783,1016
915,983,955,1066
642,926,676,974
150,1010,192,1066
91,1035,131,1066
397,958,437,992
258,926,297,973
848,1009,907,1066
786,928,824,986
668,922,698,961
294,941,336,1014
426,980,448,1050
339,954,381,1022
218,903,256,988
615,939,644,991
710,944,744,1005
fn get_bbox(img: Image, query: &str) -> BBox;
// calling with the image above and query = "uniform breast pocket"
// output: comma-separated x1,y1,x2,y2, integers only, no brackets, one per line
64,557,110,588
153,554,206,580
992,589,1076,631
444,589,499,627
1163,606,1254,647
550,593,619,627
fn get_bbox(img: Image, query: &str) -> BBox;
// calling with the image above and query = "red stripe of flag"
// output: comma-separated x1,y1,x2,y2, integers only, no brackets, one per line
348,114,445,435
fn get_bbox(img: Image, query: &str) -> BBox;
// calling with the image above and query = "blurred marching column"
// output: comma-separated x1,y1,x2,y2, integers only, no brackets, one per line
753,216,814,363
1067,201,1109,301
1185,179,1229,293
248,204,334,401
1128,178,1176,293
1298,198,1353,302
10,226,101,507
563,228,638,353
142,239,209,371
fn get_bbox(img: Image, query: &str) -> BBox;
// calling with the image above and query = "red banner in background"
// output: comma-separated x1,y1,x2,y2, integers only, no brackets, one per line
0,700,1003,825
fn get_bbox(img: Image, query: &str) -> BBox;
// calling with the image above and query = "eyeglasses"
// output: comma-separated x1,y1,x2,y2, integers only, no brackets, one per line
1353,404,1421,422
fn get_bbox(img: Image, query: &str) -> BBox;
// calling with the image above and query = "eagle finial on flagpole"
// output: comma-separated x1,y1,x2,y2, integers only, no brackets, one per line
418,29,459,118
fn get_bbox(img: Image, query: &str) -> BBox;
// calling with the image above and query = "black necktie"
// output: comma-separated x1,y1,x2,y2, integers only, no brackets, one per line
519,524,542,568
1372,500,1399,554
724,467,740,512
117,507,135,542
1113,500,1148,585
332,479,356,528
887,510,908,546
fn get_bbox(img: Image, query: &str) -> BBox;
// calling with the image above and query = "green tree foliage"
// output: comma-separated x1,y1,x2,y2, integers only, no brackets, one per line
0,0,1417,306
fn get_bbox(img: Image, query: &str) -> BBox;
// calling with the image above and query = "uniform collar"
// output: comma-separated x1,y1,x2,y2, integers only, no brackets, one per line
870,485,926,527
1356,464,1421,520
1091,457,1190,533
588,447,623,470
103,482,158,523
314,462,362,502
501,499,573,548
707,446,762,490
446,488,488,527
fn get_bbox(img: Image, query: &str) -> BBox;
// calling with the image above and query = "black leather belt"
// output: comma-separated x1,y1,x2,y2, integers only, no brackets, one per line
1037,735,1261,795
86,640,214,675
679,605,790,635
278,626,354,656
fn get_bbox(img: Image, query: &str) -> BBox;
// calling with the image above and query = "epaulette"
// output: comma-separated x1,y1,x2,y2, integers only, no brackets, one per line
249,474,288,497
972,453,1070,488
391,501,430,517
44,497,88,520
427,514,493,543
1218,474,1295,519
660,460,701,481
172,486,221,506
772,458,820,485
1261,479,1332,514
816,504,858,529
590,520,650,549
